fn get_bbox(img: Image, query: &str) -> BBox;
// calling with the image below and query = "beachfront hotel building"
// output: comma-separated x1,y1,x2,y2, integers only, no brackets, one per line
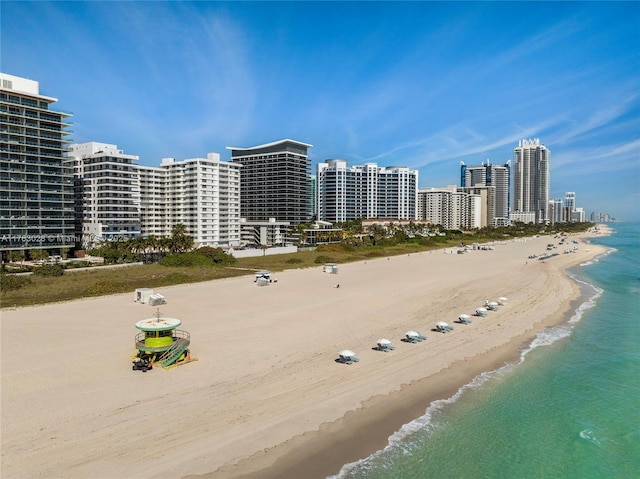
460,160,510,226
66,142,141,247
227,139,313,225
417,186,481,230
0,73,75,259
316,159,418,222
513,138,550,224
138,154,242,248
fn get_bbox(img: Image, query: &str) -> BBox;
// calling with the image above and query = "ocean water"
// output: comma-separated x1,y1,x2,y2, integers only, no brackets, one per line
332,222,640,479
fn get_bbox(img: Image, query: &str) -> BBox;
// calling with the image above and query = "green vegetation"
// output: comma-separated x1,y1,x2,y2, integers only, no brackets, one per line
0,273,32,292
33,263,65,277
1,222,594,308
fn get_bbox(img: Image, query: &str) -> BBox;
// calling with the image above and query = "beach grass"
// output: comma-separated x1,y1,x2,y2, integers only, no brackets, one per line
1,240,461,308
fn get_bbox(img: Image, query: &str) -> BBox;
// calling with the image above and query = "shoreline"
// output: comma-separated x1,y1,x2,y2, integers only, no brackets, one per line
1,228,611,479
197,253,599,479
191,228,614,479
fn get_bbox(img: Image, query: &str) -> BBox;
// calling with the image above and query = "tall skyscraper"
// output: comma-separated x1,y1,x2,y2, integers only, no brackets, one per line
512,138,550,224
317,160,418,222
460,160,510,225
227,139,312,225
1,73,75,258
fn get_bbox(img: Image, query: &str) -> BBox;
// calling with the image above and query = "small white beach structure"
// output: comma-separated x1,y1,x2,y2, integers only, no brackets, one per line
337,349,359,364
404,330,427,343
323,263,339,274
498,297,508,305
475,307,488,317
134,288,155,304
148,293,166,306
486,301,499,311
253,271,271,283
375,338,395,352
458,314,472,324
436,321,454,333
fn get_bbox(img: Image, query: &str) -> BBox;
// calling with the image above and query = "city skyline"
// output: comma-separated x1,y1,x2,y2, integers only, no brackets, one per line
3,2,638,220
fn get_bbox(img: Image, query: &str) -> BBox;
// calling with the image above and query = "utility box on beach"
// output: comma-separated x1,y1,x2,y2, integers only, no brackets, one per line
134,288,155,304
324,263,338,274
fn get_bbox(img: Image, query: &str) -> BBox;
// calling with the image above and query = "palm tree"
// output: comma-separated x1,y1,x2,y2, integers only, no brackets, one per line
169,223,194,254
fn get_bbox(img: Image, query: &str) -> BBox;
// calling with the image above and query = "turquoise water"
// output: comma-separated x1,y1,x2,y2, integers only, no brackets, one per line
333,223,640,479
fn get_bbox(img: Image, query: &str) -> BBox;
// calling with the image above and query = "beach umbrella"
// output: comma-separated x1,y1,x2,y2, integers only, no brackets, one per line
406,331,419,337
339,350,356,358
459,314,471,321
377,338,391,346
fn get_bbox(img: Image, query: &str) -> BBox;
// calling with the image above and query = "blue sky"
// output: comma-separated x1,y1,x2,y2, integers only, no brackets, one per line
3,1,639,220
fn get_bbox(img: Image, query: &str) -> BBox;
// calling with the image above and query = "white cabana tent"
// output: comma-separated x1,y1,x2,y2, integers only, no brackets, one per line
337,350,359,364
486,301,499,311
404,330,426,342
458,314,472,324
376,338,395,351
436,321,453,332
498,297,508,305
475,307,488,317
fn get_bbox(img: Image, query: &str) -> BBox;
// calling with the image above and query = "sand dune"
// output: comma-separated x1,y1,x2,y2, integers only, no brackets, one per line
0,231,609,479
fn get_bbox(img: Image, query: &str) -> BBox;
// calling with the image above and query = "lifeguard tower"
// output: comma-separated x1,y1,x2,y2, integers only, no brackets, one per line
134,309,195,369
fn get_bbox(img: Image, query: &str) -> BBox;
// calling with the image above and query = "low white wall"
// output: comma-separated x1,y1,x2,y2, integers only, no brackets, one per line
230,246,298,258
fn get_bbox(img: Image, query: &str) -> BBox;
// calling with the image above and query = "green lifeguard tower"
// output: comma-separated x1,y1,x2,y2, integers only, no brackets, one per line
134,309,194,368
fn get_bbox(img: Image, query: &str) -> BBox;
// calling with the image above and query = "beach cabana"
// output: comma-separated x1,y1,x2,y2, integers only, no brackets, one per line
404,330,427,343
458,314,472,324
436,321,454,333
486,301,499,311
475,307,488,317
498,297,508,305
375,338,395,352
337,350,359,365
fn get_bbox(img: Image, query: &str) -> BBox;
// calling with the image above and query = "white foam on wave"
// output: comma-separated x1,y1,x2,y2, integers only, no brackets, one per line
519,271,603,362
579,247,616,267
580,429,602,445
330,364,516,478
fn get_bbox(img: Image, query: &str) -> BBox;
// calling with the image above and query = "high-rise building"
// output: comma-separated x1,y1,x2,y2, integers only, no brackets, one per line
513,138,550,224
0,73,75,258
550,198,564,224
227,139,312,225
459,185,495,228
564,192,575,210
417,186,481,230
66,142,141,247
138,153,241,248
460,160,510,225
317,159,418,222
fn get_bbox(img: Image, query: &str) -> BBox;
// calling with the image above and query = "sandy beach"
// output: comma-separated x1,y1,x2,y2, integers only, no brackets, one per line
1,230,610,479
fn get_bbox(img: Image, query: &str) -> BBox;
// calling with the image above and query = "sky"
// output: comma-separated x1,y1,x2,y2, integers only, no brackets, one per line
2,1,639,221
